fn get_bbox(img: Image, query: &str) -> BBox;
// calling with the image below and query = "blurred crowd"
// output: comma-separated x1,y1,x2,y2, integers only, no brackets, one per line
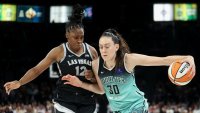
1,80,200,113
1,99,200,113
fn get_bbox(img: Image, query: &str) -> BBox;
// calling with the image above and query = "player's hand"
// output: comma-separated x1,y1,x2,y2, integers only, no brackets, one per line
184,56,196,76
84,70,96,82
4,80,21,95
61,74,82,87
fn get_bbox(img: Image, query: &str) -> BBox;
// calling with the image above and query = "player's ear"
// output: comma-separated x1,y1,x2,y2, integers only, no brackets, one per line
65,33,68,39
115,44,119,51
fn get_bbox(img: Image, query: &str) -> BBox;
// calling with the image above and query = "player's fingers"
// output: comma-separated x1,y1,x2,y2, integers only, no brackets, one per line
192,68,196,76
61,75,71,80
85,70,92,75
189,66,195,76
7,89,10,95
4,82,11,87
193,65,196,74
5,86,8,93
188,67,192,75
188,66,195,79
85,69,91,73
63,82,70,85
84,73,89,77
85,75,92,80
4,84,11,92
5,87,11,95
85,70,93,79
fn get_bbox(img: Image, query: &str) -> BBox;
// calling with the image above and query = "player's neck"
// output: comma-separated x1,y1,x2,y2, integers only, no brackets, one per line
104,59,116,69
68,43,84,55
72,48,83,54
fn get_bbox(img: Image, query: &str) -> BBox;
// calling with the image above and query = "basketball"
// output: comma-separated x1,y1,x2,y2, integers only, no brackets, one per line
168,61,194,86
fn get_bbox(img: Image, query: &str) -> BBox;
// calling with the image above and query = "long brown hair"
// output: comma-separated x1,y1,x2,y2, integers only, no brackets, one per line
101,28,130,70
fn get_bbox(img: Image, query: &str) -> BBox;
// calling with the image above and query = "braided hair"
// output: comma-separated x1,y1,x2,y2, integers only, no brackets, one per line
65,4,84,33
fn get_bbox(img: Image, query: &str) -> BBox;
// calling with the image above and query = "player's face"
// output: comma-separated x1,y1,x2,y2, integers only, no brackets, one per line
99,36,119,61
66,28,84,51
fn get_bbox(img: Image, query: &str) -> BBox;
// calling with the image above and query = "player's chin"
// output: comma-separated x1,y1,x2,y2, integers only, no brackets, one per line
77,44,83,48
101,56,109,61
73,45,82,50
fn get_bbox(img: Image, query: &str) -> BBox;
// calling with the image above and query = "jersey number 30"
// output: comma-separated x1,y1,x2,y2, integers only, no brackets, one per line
107,85,120,94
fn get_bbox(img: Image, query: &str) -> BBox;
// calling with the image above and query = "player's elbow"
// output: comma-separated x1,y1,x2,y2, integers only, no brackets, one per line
96,87,105,95
99,91,105,95
96,90,105,95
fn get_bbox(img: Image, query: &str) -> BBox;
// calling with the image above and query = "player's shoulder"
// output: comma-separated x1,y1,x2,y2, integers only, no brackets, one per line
49,44,64,56
124,53,140,64
54,44,64,51
85,43,98,59
125,53,141,59
84,43,96,50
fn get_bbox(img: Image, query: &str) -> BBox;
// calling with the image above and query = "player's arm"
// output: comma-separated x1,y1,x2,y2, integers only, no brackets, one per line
84,45,99,82
4,45,63,94
18,46,62,85
62,58,105,94
89,45,98,60
125,53,195,74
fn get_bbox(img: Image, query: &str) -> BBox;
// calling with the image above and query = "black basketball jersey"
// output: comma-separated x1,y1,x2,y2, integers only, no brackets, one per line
54,42,95,104
57,42,93,79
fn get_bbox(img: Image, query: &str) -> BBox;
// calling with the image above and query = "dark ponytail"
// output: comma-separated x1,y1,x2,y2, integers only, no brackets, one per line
65,4,84,33
101,28,130,70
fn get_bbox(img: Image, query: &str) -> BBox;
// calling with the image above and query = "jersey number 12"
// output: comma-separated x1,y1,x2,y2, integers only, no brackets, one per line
75,66,87,76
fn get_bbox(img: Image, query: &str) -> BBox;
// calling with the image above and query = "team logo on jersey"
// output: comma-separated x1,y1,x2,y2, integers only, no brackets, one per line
85,54,90,57
101,76,126,84
68,55,74,57
67,59,92,66
116,67,124,75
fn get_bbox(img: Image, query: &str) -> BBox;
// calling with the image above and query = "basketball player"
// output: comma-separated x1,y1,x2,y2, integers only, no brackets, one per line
4,4,98,113
61,28,196,113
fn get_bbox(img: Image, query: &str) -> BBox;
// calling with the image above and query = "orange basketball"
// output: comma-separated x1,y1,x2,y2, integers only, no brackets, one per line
168,61,194,86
